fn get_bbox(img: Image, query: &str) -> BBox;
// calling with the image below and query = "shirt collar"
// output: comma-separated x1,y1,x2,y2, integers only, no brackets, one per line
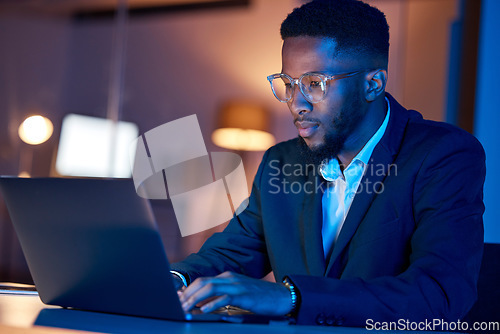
320,97,391,181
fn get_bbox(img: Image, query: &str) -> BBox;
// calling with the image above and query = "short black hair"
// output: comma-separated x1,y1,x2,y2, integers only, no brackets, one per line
280,0,389,62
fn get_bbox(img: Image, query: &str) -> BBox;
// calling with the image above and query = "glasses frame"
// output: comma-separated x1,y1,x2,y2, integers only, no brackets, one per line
266,70,371,104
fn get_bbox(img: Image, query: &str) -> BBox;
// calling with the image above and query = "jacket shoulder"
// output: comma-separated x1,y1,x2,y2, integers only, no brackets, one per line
405,111,484,155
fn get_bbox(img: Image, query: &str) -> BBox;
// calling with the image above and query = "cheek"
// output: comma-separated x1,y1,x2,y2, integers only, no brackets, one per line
312,81,359,127
318,94,346,125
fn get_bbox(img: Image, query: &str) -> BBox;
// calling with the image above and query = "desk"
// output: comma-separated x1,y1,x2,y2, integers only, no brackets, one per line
0,292,358,334
0,292,458,334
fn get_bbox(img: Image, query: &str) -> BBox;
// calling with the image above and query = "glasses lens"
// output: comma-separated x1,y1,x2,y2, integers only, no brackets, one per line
300,74,326,103
271,75,292,102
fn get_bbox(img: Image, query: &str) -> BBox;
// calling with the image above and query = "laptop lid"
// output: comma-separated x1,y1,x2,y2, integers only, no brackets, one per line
0,177,187,321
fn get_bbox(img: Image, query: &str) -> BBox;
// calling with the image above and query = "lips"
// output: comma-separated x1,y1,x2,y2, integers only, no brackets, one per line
295,120,319,138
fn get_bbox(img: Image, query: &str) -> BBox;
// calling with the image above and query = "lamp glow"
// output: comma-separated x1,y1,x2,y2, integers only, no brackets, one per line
18,115,53,145
212,101,275,151
212,128,275,151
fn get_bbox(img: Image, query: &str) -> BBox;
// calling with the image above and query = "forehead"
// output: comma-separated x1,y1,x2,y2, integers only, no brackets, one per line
281,36,357,75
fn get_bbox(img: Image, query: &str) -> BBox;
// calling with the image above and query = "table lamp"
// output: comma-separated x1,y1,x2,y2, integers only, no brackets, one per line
212,101,275,151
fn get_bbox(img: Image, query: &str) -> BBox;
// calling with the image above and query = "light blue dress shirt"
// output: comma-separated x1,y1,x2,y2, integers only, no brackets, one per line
320,98,390,260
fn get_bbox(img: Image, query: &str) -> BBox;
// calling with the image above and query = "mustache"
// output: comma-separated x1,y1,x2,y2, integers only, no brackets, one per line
294,116,320,124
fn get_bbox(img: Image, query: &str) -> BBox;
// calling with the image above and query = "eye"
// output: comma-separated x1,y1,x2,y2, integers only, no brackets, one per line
309,81,322,88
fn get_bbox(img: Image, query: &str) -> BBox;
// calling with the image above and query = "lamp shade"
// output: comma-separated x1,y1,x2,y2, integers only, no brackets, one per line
212,101,275,151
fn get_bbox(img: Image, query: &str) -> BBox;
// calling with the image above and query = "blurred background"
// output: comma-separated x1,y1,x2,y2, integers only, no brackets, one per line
0,0,498,283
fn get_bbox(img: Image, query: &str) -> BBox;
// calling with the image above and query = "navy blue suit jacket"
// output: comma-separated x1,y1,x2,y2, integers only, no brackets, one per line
171,94,485,326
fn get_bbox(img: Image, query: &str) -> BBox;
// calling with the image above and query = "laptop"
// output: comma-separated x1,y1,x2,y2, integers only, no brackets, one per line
0,177,286,324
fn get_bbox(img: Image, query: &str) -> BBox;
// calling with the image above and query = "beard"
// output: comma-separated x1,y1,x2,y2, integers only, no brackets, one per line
297,132,345,166
297,90,366,166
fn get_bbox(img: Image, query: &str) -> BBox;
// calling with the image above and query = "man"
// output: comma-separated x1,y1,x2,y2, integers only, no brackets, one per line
171,0,485,327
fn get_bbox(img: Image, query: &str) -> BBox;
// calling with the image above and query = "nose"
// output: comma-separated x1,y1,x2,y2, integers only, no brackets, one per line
288,84,312,117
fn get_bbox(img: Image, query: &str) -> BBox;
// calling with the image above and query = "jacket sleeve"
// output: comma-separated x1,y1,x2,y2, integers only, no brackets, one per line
289,131,486,327
170,149,272,283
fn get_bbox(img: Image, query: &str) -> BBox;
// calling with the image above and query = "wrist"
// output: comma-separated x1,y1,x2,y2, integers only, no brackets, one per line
282,276,300,317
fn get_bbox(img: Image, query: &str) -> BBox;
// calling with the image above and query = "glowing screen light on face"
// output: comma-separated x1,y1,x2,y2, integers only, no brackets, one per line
55,114,139,178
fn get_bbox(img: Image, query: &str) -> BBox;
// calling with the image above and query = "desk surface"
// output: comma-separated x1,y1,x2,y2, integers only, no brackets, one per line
0,292,367,334
0,292,459,334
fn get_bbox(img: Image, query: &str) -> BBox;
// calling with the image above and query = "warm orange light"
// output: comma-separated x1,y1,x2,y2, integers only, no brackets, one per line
18,115,53,145
213,101,275,151
18,171,30,178
212,128,275,151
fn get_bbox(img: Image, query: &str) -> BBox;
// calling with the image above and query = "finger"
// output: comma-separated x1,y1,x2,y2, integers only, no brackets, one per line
181,279,243,312
195,295,218,308
200,294,231,313
181,281,220,312
179,276,236,303
179,277,214,303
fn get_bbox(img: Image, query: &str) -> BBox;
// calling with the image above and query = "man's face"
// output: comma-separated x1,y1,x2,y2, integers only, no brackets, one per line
281,36,368,163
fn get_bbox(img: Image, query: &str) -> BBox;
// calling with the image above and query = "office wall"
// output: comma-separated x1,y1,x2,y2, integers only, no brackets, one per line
0,15,71,177
403,0,459,121
0,15,72,282
475,0,500,243
0,0,460,178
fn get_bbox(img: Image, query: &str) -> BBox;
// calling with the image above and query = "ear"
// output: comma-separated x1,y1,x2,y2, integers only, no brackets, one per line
364,69,387,102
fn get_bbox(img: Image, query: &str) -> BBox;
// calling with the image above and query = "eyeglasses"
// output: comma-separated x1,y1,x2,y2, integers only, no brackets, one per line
266,70,368,104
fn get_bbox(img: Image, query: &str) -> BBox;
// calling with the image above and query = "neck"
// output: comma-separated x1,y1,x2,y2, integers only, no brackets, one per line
337,96,387,168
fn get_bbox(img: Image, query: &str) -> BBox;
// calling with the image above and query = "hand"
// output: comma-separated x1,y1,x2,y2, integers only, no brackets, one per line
178,271,293,316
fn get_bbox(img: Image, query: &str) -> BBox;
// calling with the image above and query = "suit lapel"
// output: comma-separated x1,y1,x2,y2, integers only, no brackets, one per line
299,173,326,276
325,94,411,276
